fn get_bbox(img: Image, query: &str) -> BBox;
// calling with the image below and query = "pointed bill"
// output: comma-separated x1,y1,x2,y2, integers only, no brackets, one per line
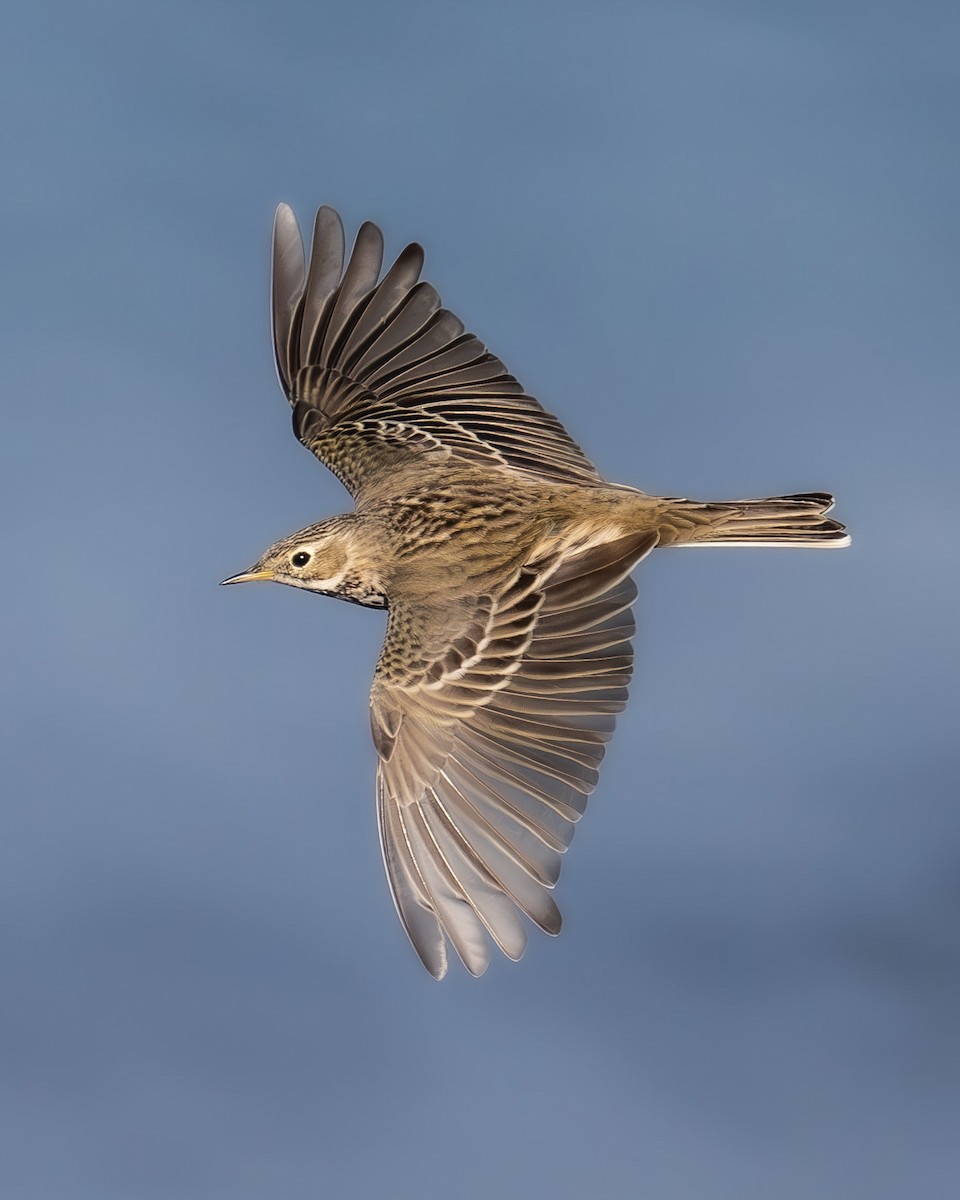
220,568,273,586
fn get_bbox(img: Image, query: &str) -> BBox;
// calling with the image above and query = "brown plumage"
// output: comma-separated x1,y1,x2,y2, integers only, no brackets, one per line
223,204,850,979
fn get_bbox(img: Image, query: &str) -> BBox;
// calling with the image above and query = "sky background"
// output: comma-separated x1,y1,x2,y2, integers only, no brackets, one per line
3,1,959,1197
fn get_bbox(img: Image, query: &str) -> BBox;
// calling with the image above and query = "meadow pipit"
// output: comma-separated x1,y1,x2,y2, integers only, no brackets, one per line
223,204,849,979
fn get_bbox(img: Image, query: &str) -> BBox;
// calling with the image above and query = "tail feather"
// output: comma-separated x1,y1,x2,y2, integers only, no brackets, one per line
661,492,850,548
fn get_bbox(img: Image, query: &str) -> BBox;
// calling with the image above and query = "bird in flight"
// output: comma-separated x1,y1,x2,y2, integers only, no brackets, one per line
223,204,849,979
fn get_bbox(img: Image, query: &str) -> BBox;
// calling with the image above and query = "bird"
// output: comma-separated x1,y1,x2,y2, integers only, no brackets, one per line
222,203,849,980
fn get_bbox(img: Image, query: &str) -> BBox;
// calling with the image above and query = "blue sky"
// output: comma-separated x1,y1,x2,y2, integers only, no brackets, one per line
3,2,958,1197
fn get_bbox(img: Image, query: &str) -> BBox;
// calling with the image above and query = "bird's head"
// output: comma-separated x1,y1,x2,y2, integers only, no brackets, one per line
221,515,388,608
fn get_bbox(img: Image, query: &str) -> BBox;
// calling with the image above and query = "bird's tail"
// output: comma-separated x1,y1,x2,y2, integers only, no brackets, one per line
658,492,850,548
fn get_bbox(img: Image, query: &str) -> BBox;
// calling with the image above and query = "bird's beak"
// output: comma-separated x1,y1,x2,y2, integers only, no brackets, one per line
220,567,274,586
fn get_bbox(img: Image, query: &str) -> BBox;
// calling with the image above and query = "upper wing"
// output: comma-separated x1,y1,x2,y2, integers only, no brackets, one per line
272,205,603,501
370,528,659,978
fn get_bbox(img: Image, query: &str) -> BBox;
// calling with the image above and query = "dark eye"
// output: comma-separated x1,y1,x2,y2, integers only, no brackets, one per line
291,551,311,568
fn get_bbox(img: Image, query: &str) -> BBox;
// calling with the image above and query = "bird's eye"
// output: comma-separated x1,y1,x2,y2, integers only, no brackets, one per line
291,551,311,568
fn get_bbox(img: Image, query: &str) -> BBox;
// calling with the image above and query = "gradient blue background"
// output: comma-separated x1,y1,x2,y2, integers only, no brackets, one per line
3,2,958,1197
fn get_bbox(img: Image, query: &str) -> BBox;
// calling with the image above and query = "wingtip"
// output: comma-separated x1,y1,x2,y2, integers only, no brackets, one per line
271,204,305,274
312,203,345,245
424,952,448,981
273,201,299,236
